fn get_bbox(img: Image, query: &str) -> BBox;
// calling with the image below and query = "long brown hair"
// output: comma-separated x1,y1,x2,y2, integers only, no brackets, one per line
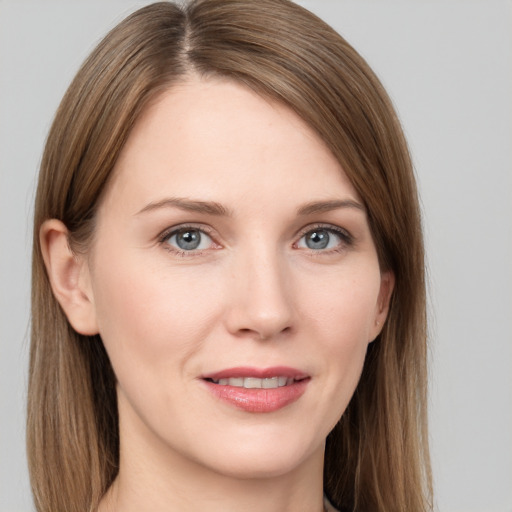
28,1,432,510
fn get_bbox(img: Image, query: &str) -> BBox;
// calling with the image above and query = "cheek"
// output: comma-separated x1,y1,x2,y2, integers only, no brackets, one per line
297,264,381,417
300,264,381,345
89,251,223,376
88,253,228,441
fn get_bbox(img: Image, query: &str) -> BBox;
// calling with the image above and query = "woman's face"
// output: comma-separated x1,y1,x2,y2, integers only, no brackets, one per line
83,77,392,479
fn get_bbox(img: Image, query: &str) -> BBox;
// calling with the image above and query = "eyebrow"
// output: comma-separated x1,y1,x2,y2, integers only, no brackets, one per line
136,197,365,217
136,197,232,216
297,199,365,216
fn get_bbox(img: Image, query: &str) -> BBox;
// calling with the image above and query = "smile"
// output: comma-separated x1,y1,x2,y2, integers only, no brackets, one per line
201,367,310,413
207,376,298,388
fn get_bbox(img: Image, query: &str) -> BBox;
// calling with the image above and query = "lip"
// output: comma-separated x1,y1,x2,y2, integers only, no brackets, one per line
202,366,309,380
201,366,310,413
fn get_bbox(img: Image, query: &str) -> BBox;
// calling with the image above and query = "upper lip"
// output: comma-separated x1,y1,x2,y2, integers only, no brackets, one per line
201,366,309,380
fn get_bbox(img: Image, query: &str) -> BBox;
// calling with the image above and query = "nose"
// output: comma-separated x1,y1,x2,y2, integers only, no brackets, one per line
224,247,295,341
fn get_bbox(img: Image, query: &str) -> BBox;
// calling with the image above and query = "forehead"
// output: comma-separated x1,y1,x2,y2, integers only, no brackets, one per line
102,77,360,215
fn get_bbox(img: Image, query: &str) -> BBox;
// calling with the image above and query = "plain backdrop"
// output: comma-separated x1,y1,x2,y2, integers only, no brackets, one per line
1,1,511,511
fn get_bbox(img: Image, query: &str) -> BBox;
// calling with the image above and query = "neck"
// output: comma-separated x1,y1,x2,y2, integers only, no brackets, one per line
99,451,325,512
98,402,325,512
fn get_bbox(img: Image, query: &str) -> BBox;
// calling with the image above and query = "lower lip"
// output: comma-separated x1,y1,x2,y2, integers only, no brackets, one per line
203,379,309,413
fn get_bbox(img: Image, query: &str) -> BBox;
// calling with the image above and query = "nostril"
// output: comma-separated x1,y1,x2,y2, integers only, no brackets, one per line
234,325,292,341
258,325,292,341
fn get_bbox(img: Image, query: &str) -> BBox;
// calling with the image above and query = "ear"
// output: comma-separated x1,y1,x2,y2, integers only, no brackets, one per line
369,270,395,342
40,219,99,336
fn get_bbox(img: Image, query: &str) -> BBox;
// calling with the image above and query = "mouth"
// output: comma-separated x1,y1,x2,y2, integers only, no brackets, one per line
201,367,310,413
204,376,306,389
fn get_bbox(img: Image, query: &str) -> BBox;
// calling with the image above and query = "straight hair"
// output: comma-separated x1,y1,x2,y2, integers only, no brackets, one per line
28,1,432,511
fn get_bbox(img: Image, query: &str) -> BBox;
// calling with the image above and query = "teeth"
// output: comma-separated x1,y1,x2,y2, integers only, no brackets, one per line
212,376,296,388
244,377,262,388
262,377,278,389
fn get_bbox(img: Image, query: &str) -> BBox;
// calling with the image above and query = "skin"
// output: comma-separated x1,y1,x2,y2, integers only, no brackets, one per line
41,76,393,512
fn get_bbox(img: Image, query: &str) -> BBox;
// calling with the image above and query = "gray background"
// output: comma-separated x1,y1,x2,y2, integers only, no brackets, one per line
1,1,511,511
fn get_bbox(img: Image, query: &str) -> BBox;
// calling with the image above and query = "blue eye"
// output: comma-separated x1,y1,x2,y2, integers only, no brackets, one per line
165,228,213,252
297,227,349,251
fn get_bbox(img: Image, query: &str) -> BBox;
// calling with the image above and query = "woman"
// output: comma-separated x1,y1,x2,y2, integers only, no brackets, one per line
28,1,432,511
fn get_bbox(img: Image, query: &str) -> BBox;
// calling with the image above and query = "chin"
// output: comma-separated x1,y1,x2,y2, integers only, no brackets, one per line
209,455,310,480
195,432,323,480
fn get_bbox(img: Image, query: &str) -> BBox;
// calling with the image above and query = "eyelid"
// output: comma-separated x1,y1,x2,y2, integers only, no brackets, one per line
156,222,353,257
157,223,220,256
294,223,354,251
158,223,215,242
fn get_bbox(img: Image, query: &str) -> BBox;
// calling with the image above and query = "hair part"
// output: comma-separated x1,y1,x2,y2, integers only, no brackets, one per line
29,1,432,511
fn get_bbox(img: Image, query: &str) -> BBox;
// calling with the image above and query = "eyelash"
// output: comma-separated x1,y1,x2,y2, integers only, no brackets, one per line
158,224,217,258
295,224,354,255
157,223,353,257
